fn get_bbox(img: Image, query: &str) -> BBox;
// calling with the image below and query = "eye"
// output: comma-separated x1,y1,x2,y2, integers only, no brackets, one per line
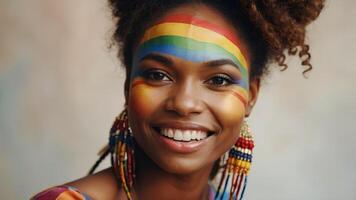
143,69,171,82
205,74,234,87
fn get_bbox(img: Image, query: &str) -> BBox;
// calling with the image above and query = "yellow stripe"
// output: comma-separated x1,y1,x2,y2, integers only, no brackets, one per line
141,22,248,70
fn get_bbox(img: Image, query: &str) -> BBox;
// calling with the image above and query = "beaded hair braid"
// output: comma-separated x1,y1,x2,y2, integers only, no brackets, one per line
110,110,135,199
88,110,135,200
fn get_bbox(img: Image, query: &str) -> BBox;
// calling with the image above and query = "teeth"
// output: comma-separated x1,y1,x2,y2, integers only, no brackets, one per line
173,130,183,141
168,129,174,138
191,130,197,140
160,128,208,141
197,131,201,140
199,131,208,140
182,131,191,141
162,129,168,137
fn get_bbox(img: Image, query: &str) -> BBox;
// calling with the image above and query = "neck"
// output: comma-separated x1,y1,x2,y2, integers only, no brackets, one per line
132,148,214,200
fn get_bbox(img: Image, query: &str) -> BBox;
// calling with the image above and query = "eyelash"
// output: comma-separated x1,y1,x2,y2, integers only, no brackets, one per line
142,69,171,82
205,74,235,87
141,69,236,87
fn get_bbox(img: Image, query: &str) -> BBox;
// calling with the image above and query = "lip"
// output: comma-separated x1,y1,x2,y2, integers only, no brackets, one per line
154,129,210,154
150,121,215,154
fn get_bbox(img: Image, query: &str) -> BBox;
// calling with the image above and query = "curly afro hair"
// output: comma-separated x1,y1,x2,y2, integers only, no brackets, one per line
108,0,325,81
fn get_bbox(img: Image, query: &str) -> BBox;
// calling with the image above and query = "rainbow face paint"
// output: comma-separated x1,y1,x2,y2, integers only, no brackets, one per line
131,14,250,106
126,6,256,185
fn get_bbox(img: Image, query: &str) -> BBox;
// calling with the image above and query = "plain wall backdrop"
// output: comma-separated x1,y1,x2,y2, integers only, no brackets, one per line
1,0,355,199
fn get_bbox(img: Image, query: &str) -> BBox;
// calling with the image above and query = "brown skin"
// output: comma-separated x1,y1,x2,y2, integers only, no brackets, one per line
68,3,259,200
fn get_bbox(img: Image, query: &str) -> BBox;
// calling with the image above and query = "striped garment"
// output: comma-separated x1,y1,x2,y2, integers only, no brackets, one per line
31,185,91,200
31,185,231,200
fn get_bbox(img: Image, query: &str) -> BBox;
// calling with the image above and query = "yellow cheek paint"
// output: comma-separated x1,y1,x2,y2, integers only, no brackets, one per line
220,94,246,120
129,79,156,116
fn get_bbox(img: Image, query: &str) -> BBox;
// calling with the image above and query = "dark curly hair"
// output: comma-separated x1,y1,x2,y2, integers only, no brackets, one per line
108,0,324,86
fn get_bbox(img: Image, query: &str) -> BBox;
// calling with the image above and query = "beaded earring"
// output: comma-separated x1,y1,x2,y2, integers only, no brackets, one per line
110,109,135,200
88,109,135,200
214,121,254,200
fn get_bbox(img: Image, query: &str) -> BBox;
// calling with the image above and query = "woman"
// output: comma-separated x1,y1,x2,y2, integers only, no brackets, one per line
32,0,324,199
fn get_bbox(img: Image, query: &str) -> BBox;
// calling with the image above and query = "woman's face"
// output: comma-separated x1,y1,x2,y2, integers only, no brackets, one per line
127,3,259,175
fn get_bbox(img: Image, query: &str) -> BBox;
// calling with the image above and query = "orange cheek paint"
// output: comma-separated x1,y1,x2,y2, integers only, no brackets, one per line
219,94,246,121
129,79,156,116
131,79,146,88
217,87,248,120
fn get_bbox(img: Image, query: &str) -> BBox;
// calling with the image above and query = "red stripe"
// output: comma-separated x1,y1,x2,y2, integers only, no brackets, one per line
156,14,244,53
231,91,247,107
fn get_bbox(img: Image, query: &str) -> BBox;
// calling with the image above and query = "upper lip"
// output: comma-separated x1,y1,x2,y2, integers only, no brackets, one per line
152,121,215,133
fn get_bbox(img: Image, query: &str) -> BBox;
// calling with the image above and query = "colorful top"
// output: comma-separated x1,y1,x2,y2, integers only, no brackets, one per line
31,185,91,200
31,185,230,200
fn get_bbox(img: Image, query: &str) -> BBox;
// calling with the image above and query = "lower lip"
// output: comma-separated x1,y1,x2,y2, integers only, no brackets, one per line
155,132,208,154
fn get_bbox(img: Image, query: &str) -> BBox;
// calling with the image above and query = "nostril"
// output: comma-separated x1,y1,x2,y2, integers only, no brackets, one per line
164,93,205,117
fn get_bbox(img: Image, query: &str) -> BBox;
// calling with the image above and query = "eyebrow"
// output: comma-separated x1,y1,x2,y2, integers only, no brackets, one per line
139,53,241,72
139,53,174,66
205,59,240,71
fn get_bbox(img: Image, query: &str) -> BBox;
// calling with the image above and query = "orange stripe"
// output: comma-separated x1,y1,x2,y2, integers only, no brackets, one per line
231,91,248,107
56,190,85,200
131,79,146,88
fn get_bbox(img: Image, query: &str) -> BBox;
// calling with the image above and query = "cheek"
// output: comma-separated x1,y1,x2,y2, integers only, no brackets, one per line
218,93,246,122
128,81,158,117
217,86,248,120
212,92,246,149
229,86,249,108
209,88,247,145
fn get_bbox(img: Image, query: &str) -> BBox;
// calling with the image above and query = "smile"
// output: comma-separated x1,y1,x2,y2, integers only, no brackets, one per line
152,125,214,154
158,128,208,142
150,122,215,153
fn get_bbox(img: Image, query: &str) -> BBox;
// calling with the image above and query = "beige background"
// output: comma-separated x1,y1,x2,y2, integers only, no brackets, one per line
1,0,355,199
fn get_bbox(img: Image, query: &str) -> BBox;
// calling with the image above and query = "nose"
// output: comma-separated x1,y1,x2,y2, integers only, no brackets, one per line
165,79,204,117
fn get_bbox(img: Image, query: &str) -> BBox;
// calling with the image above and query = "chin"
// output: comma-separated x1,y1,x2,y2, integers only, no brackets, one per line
153,156,213,176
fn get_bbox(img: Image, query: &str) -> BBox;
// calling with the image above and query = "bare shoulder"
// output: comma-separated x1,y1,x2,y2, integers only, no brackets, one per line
66,167,120,200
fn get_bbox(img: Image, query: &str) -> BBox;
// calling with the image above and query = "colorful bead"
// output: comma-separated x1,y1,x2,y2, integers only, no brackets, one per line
108,110,135,200
215,121,254,200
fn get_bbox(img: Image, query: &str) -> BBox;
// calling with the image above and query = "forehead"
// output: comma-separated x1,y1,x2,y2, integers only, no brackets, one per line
159,3,236,34
158,3,249,53
134,4,250,74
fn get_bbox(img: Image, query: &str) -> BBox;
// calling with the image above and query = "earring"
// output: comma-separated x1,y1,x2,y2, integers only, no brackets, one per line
215,120,254,200
88,109,135,200
110,109,135,200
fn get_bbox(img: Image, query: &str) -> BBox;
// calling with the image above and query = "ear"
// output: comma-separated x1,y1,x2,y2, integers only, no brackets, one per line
245,77,260,117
